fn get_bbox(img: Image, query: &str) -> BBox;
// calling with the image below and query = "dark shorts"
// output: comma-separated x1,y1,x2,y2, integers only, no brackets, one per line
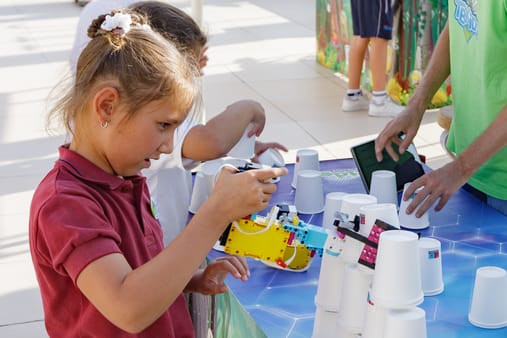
463,183,507,216
351,0,393,40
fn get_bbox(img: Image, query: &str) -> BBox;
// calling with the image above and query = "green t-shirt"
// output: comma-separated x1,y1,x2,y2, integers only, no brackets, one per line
448,0,507,199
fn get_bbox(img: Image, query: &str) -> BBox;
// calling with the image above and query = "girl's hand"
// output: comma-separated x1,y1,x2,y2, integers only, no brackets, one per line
252,141,288,163
210,166,288,222
185,256,250,295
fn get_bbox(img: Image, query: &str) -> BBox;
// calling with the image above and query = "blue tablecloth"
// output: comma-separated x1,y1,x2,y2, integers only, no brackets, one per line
208,159,507,338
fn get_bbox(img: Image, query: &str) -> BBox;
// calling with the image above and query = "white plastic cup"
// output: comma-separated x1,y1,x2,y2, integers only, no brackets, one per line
257,147,285,167
369,170,398,206
188,172,208,214
336,263,372,333
360,203,400,237
468,266,507,329
398,182,430,230
362,291,387,338
418,237,444,296
339,194,377,264
292,149,320,188
357,203,400,275
228,122,256,159
191,159,239,214
340,194,378,222
201,159,225,192
371,230,424,309
312,306,338,338
333,325,358,338
314,233,346,311
294,170,325,214
383,308,427,338
312,308,358,338
341,203,400,269
341,238,365,265
322,192,347,230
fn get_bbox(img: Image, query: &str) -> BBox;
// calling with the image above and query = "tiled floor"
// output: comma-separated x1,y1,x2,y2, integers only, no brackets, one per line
0,0,450,336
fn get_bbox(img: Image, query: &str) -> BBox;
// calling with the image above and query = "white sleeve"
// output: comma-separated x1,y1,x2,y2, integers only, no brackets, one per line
145,116,202,175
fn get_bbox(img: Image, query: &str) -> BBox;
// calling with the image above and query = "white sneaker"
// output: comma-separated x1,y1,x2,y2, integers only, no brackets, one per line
341,92,370,112
368,97,404,117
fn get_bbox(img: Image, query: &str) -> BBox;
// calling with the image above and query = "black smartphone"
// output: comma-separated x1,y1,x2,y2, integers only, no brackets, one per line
350,139,425,192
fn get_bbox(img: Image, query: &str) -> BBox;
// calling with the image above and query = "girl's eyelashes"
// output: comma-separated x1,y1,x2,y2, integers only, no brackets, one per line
158,122,173,130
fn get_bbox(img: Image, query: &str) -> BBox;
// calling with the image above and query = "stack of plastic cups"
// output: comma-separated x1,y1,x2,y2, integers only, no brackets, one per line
368,230,427,338
312,230,346,338
292,149,320,189
358,203,400,338
336,262,372,335
362,292,388,338
331,194,376,335
383,308,427,338
337,203,399,336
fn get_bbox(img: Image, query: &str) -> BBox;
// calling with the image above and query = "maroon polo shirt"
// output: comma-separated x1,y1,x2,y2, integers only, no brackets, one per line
29,146,194,337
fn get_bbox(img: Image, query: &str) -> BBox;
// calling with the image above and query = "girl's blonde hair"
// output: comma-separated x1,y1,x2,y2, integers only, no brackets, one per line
48,9,199,136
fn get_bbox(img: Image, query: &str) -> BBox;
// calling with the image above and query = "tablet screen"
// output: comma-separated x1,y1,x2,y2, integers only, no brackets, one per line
350,140,424,192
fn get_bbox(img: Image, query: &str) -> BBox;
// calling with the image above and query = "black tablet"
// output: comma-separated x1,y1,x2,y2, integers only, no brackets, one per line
350,139,425,192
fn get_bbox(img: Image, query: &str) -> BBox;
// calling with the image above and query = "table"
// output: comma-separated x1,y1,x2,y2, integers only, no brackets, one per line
208,159,507,338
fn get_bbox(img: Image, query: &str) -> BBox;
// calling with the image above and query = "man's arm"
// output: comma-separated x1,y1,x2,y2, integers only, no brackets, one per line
406,21,451,114
375,21,451,161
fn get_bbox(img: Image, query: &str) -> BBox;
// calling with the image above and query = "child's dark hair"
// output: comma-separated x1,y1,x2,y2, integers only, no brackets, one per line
130,1,207,60
48,9,199,137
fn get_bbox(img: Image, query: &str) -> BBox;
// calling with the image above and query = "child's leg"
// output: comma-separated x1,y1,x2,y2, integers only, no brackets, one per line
342,35,371,112
368,36,403,117
348,35,370,90
369,37,389,92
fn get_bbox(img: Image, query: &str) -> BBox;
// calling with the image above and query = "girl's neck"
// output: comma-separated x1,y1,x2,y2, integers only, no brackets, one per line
69,138,115,176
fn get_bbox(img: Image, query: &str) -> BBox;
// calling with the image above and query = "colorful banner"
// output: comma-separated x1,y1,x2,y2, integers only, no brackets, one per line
316,0,451,108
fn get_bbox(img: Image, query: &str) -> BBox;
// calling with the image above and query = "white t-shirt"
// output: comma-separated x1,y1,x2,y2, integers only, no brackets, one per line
143,116,203,246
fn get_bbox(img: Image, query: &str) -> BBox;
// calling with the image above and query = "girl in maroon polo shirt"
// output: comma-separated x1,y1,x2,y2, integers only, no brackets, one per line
69,1,288,248
29,9,287,337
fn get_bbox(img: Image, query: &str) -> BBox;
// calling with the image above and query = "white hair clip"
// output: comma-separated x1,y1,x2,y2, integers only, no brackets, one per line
100,12,133,36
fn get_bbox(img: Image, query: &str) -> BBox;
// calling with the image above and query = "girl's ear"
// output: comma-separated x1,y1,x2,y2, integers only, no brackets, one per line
93,86,120,126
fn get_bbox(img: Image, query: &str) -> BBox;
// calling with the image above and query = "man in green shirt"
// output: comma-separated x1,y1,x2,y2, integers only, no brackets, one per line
375,1,507,216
